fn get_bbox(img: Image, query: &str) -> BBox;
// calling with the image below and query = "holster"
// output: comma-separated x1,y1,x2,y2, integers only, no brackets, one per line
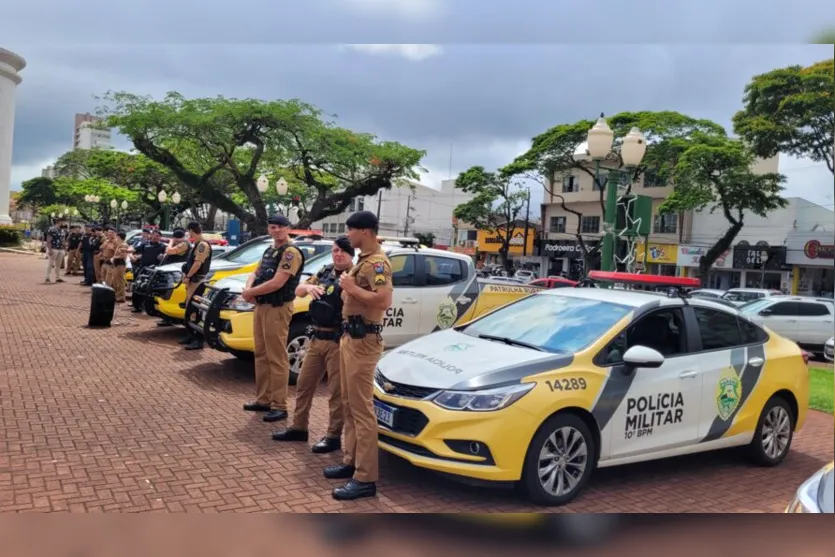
113,258,126,266
341,316,383,339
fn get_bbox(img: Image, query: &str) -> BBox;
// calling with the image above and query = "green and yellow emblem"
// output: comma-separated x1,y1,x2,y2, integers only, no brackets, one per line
326,285,335,295
436,297,458,329
716,367,742,421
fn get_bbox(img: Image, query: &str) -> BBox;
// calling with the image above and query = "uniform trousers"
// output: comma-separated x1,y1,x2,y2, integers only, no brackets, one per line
290,336,343,438
253,303,294,411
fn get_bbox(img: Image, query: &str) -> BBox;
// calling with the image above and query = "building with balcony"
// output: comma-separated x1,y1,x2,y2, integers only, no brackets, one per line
73,113,112,150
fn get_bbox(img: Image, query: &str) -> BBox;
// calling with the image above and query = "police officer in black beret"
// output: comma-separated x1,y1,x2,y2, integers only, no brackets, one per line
242,214,306,422
156,228,191,327
272,236,355,452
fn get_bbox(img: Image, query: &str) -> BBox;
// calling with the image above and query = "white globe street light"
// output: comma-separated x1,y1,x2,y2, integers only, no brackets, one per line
256,175,269,193
171,192,181,204
110,199,118,209
121,200,128,210
50,212,55,218
92,196,100,203
586,114,615,160
621,127,647,167
84,195,91,203
275,177,288,196
158,190,167,203
288,205,299,225
72,208,78,216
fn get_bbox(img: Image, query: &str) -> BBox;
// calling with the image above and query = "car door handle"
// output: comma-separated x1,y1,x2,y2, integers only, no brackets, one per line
679,370,698,379
402,298,418,304
748,357,764,367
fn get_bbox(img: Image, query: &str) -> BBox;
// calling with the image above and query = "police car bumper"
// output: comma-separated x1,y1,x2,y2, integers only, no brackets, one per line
372,381,536,482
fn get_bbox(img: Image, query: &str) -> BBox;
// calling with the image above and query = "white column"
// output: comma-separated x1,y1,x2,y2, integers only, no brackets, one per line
0,48,26,225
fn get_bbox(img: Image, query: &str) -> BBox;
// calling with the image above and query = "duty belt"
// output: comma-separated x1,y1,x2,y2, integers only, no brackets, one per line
307,326,342,342
339,321,383,335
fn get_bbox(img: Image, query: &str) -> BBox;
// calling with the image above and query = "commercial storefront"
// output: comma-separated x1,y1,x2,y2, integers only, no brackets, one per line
677,244,735,287
787,232,835,297
475,227,536,269
635,241,679,276
732,241,791,291
534,239,600,280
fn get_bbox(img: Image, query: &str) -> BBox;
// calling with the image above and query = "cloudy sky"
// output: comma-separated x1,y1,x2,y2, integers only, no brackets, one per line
3,0,834,210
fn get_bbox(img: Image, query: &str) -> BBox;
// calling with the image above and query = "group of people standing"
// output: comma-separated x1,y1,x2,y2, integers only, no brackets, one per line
44,218,130,302
240,211,393,501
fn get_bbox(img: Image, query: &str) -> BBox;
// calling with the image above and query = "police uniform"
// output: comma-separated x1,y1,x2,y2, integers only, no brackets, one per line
179,228,213,350
44,224,67,283
272,237,355,452
156,229,191,327
80,225,96,286
108,234,130,302
243,214,305,422
65,227,83,276
98,228,117,285
92,227,106,283
324,211,392,501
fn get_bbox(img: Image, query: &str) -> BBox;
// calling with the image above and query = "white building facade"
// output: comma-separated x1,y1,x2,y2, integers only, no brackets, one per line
315,178,473,246
74,120,112,150
0,48,26,225
683,197,834,292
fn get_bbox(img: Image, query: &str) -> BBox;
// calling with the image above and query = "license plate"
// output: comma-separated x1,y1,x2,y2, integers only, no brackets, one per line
373,400,396,428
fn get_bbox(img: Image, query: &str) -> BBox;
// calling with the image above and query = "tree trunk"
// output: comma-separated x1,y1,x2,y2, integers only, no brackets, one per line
205,205,218,231
698,220,743,285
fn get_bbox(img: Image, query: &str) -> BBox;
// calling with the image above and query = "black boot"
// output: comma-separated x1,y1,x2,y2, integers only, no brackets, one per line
312,436,341,454
323,464,355,480
243,402,271,412
272,429,309,442
263,410,287,423
177,335,193,345
184,339,204,350
332,479,376,501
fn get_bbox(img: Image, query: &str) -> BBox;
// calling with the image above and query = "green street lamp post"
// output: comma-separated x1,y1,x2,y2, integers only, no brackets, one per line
584,115,646,273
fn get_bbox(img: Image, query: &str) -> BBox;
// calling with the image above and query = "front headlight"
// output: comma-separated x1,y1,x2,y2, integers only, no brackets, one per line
170,271,183,284
430,382,535,412
226,295,255,311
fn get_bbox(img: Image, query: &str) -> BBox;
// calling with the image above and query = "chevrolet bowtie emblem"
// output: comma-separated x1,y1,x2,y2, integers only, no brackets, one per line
382,382,395,393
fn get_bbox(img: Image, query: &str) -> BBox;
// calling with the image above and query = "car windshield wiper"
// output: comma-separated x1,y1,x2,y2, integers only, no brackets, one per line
477,334,544,351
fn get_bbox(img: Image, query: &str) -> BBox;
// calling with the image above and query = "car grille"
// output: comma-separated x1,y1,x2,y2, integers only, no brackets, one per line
374,397,429,437
374,369,439,400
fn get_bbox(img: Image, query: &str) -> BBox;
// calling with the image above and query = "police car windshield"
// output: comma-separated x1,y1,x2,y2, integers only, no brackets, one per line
461,294,631,354
222,239,270,265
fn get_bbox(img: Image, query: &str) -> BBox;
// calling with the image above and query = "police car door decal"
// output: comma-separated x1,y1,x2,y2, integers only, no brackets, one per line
428,274,479,333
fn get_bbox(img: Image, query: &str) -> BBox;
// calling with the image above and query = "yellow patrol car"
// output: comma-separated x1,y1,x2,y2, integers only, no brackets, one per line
372,271,810,506
132,236,330,323
187,238,542,382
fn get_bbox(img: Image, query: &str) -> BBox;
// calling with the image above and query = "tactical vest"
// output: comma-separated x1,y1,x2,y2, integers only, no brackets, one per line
309,264,346,328
253,244,305,306
68,233,82,250
183,239,212,277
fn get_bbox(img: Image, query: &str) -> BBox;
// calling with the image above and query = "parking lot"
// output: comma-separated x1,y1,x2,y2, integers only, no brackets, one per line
1,252,832,513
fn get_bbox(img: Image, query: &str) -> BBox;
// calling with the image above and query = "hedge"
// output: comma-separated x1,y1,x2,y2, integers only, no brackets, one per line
0,226,22,246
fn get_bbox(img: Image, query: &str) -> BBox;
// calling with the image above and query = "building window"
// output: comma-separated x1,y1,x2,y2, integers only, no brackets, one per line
643,170,666,188
596,170,630,191
653,213,677,234
580,216,600,234
549,216,566,233
562,175,578,193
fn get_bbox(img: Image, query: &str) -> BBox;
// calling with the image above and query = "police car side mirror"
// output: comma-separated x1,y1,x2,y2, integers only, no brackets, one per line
759,309,772,316
622,346,665,370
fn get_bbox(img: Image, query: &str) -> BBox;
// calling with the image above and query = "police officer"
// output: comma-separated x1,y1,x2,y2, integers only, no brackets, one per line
324,211,392,501
92,225,106,283
242,214,305,423
65,225,83,276
80,224,96,286
98,226,118,286
44,217,67,284
108,231,130,303
156,228,191,327
131,229,167,313
272,236,354,452
179,222,213,350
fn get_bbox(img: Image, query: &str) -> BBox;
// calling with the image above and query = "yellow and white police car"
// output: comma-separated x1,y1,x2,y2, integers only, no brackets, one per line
373,271,810,506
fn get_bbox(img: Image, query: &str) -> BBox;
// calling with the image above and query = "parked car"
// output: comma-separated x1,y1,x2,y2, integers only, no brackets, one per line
689,288,726,299
372,272,810,505
513,269,537,282
786,462,833,513
739,296,835,356
825,337,834,362
721,288,782,306
529,277,579,289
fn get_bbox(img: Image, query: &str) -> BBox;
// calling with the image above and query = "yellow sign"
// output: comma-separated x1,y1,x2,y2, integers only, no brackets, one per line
636,242,679,265
476,228,535,254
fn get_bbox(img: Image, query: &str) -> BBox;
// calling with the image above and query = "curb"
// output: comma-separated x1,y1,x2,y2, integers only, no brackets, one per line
0,247,39,255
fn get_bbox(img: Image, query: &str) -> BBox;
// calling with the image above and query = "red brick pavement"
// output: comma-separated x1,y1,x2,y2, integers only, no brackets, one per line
1,252,832,513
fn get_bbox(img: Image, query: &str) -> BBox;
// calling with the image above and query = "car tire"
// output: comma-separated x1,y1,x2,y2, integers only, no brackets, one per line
519,412,596,506
230,350,253,361
746,395,795,467
287,320,312,386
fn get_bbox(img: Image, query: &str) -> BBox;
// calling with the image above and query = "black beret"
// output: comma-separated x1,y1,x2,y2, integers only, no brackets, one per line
267,213,291,226
94,226,103,231
84,223,93,228
142,227,152,233
334,236,355,256
172,228,186,238
345,210,378,230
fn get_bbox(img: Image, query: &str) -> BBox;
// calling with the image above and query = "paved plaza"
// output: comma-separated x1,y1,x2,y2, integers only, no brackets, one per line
0,252,832,513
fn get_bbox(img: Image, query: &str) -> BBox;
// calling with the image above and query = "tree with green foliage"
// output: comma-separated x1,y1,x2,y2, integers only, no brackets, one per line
733,59,834,175
16,177,59,209
453,166,527,272
659,134,786,284
97,91,426,234
503,111,727,272
413,232,436,247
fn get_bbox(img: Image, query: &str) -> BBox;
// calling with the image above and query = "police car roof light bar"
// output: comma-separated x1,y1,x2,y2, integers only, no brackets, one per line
586,271,701,297
378,236,422,247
